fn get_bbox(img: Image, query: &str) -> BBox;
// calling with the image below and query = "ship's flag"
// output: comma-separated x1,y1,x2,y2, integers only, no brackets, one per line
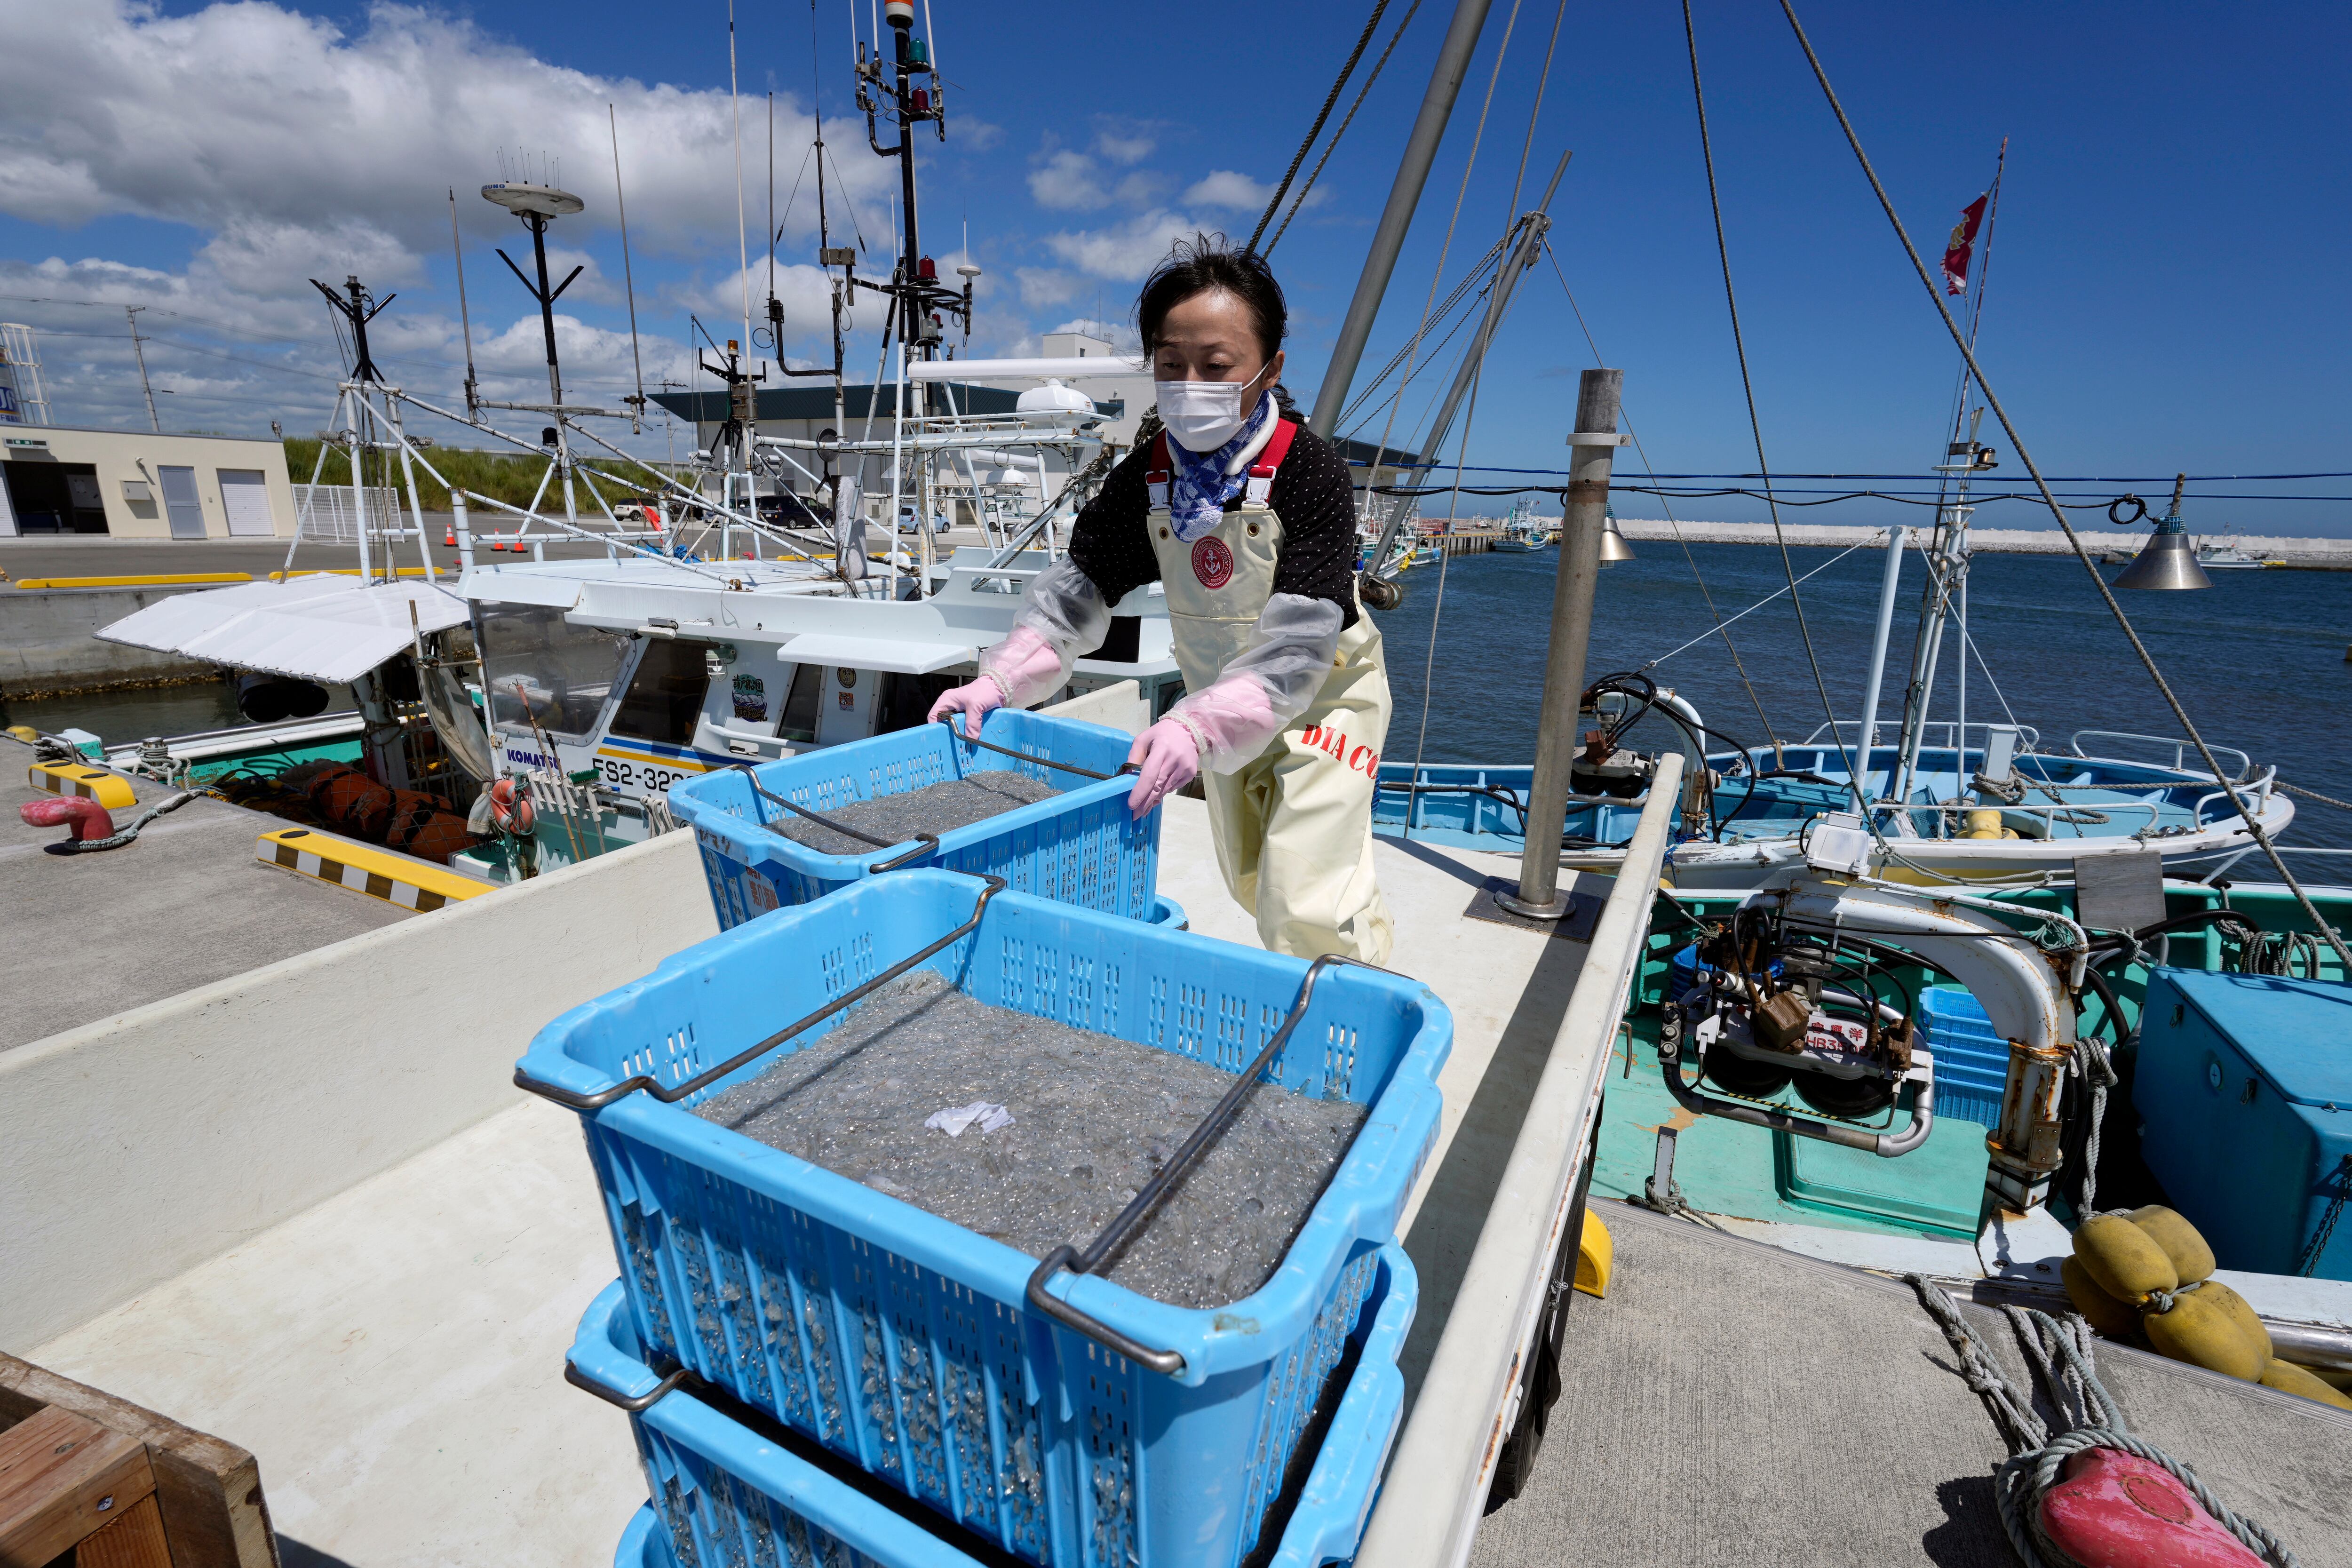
1942,194,1989,295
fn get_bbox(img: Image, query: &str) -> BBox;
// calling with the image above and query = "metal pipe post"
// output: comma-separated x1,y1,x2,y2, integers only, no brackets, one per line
1307,0,1495,437
1854,524,1906,771
1502,368,1622,919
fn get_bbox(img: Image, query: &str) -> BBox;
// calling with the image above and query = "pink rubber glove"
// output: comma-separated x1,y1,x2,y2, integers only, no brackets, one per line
1125,718,1200,818
928,675,1006,739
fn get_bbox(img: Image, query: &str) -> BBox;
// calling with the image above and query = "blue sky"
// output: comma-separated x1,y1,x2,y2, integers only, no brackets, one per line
3,0,2348,533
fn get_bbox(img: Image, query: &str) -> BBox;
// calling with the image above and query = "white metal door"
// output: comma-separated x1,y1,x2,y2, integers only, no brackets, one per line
157,464,206,539
219,468,273,535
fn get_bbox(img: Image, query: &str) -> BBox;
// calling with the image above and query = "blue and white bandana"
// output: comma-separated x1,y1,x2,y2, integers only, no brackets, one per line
1164,391,1276,543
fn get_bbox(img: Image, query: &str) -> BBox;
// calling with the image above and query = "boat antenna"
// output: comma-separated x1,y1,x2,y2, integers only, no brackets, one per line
814,0,848,439
764,89,780,372
310,273,389,384
447,189,479,415
610,104,648,427
485,181,585,409
730,0,753,379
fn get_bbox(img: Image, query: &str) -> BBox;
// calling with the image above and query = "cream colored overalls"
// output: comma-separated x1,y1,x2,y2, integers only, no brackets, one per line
1145,425,1395,963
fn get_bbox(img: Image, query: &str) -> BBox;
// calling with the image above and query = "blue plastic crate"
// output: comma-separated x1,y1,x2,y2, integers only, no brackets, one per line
520,870,1451,1568
590,1245,1416,1568
669,709,1159,928
1915,984,2010,1130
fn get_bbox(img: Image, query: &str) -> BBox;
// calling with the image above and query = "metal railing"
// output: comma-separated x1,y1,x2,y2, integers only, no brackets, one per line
293,484,407,543
2070,729,2252,782
1356,755,1684,1568
1802,720,2041,751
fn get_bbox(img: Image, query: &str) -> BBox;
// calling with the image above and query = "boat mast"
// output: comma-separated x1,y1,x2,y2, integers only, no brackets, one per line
856,0,967,586
1309,0,1497,437
1892,142,2008,807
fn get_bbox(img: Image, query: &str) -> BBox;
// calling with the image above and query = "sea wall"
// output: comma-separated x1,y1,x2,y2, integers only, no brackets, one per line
0,585,221,697
0,828,719,1349
1612,518,2352,565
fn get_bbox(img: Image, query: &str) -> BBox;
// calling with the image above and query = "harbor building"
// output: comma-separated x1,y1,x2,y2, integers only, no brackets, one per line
0,425,298,540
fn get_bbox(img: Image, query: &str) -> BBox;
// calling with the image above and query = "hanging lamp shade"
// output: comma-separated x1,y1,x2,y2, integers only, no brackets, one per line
2115,490,2211,591
1598,512,1637,563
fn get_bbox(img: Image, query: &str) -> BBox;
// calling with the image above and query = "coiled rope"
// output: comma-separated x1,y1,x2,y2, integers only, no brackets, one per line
1907,1277,2298,1568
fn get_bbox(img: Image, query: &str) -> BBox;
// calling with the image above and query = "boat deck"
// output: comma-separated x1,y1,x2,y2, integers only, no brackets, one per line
1,735,409,1051
19,799,1606,1565
14,794,2345,1566
1473,1199,2352,1568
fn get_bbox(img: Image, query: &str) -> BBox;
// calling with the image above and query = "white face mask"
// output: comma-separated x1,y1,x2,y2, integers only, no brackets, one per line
1155,366,1268,452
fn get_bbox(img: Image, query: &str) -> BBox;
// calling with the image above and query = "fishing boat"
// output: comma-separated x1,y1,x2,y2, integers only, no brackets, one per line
11,8,2348,1568
1488,497,1552,551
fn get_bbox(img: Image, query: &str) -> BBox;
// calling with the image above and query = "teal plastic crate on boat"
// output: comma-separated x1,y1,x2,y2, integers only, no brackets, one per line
588,1244,1417,1568
1914,984,2009,1129
518,870,1450,1568
668,709,1158,928
2133,969,2352,1280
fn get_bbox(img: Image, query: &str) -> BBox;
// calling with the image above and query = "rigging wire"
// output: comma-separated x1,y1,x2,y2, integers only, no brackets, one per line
1408,0,1544,824
1774,0,2351,970
1246,0,1392,255
1359,0,1525,551
1684,0,1858,789
1334,231,1511,432
1542,238,1779,744
1264,0,1427,257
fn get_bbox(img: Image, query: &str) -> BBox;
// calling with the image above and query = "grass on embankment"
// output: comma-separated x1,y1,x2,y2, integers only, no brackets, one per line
281,438,693,512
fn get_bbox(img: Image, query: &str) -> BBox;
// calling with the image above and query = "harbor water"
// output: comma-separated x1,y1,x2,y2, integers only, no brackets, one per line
5,544,2343,852
1375,541,2352,852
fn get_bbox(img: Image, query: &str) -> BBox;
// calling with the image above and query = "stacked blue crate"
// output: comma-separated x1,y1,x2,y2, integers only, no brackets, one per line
669,710,1159,928
1914,984,2011,1129
519,870,1452,1568
582,1247,1418,1568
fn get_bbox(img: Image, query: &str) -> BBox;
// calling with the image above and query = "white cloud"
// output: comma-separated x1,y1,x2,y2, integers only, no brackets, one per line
1183,171,1272,211
0,1,894,258
1017,267,1080,307
1096,132,1154,166
0,1,912,443
1050,316,1140,352
1043,211,1201,280
1028,149,1109,211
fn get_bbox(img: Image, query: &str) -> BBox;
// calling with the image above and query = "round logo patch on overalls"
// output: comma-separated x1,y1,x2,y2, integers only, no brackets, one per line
1192,535,1234,589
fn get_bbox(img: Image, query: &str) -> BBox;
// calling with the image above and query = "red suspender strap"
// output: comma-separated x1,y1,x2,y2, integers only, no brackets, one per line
1244,419,1297,504
1145,431,1170,509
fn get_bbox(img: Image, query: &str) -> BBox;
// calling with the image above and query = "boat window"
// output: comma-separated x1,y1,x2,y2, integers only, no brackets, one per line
477,601,632,739
611,638,713,746
779,662,821,743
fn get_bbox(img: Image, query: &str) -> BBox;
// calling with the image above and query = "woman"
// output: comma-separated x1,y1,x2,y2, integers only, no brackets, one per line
930,237,1393,963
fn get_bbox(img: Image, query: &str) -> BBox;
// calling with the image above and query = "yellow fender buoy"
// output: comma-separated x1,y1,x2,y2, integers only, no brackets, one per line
2191,1280,2272,1362
2259,1358,2352,1411
2059,1256,2141,1341
2143,1290,2266,1382
2073,1213,2178,1307
2128,1205,2217,1284
1574,1210,1613,1299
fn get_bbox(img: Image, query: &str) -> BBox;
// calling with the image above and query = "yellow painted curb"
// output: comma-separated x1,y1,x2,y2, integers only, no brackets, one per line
26,762,138,810
255,827,489,911
12,572,252,589
267,567,440,580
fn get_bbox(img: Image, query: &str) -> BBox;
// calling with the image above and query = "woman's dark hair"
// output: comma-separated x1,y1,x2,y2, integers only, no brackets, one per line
1136,232,1287,362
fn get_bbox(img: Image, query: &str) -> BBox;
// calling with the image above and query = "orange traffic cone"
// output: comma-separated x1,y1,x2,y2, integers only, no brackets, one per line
443,525,458,548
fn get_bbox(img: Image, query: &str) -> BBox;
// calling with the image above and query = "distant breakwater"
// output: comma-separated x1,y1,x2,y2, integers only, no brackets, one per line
1607,518,2352,567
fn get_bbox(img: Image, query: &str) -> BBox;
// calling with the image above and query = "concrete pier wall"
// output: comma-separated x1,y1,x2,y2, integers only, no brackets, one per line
0,585,221,697
0,828,717,1349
